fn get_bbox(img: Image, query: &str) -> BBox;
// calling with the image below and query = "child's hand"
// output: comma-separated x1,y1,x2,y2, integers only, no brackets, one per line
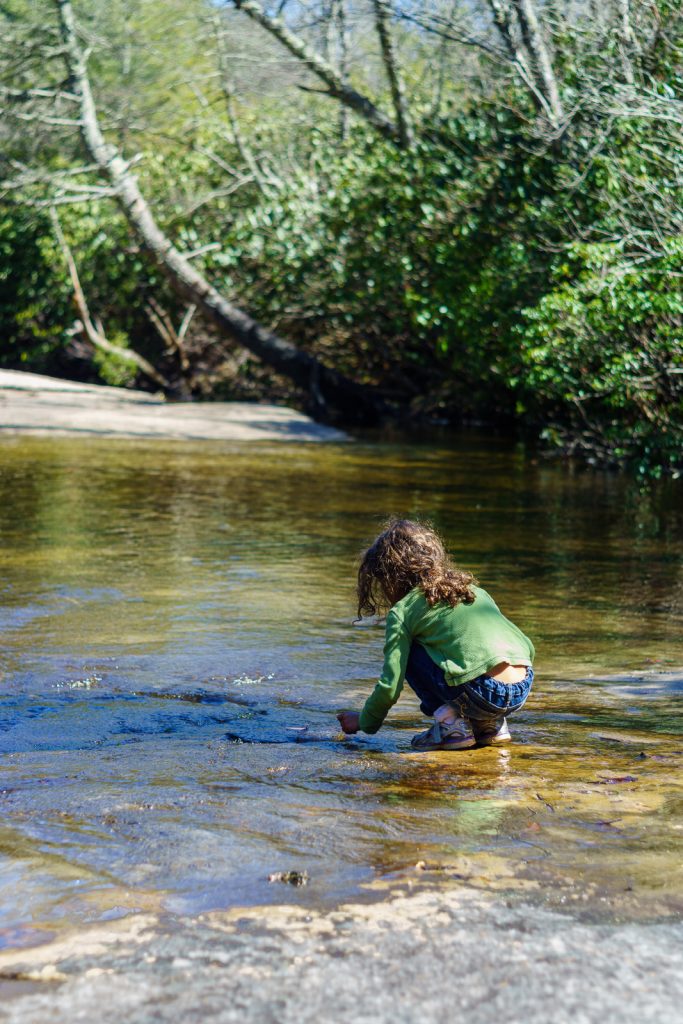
337,711,360,734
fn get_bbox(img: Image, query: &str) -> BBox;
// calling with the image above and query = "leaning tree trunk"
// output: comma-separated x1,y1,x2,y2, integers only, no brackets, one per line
55,0,383,420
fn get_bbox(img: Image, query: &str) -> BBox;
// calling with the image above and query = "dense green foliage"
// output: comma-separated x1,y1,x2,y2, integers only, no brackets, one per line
0,0,681,474
212,103,682,472
0,209,66,370
521,239,683,477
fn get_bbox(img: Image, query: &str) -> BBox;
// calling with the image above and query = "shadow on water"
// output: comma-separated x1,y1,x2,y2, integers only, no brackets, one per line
0,433,682,949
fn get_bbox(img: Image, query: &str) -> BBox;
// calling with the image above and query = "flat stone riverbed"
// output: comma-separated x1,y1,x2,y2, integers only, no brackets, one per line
2,887,683,1024
0,433,681,1020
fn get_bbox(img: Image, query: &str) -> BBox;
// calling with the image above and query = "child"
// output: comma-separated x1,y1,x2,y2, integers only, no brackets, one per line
337,519,534,750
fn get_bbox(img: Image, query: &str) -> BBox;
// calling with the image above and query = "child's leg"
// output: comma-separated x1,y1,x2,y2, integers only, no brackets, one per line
405,644,476,750
454,668,534,744
404,642,456,715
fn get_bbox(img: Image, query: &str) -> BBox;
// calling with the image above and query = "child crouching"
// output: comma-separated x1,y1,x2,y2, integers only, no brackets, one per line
337,519,535,750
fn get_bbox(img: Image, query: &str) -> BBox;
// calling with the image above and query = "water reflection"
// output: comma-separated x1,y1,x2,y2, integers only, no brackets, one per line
0,434,682,941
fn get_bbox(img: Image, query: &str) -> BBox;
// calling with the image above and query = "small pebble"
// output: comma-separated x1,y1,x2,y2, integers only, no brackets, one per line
268,870,309,887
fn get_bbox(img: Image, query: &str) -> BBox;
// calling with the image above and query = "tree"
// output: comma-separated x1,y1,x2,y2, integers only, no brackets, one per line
1,0,681,471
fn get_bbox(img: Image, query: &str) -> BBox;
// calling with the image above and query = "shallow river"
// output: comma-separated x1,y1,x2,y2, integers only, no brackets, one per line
1,433,682,953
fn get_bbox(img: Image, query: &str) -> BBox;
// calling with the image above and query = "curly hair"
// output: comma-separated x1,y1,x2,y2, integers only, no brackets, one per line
357,519,477,617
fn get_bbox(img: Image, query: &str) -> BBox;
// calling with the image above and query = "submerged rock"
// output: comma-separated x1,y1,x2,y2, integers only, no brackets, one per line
267,870,309,887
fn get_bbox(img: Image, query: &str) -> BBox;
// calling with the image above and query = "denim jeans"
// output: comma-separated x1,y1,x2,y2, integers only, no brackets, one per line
404,642,533,726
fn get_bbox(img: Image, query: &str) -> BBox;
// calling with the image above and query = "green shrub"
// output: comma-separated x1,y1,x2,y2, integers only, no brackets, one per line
519,239,683,476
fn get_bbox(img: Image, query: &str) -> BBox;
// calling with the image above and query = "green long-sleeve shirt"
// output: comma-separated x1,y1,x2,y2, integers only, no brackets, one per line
359,586,535,734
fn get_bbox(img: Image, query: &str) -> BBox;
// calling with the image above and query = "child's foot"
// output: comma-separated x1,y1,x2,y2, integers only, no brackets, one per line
473,717,511,745
410,703,475,751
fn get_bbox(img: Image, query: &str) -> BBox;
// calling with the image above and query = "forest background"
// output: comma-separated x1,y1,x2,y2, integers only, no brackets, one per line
0,0,681,476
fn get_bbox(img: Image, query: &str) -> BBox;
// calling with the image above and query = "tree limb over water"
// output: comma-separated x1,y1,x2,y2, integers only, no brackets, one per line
53,0,384,420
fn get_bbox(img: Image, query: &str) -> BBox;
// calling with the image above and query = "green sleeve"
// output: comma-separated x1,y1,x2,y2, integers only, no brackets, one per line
359,610,411,734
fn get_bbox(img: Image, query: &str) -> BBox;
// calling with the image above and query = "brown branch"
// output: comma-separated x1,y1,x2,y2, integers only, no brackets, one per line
50,206,171,391
371,0,414,149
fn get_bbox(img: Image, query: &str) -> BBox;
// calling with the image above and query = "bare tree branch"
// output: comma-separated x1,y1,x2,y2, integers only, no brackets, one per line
486,0,557,121
511,0,564,124
145,296,191,373
212,12,278,196
615,0,636,84
320,0,351,139
177,304,197,347
371,0,414,149
50,206,172,391
0,161,120,205
231,0,404,146
335,0,350,141
0,85,78,102
395,7,506,63
0,107,81,126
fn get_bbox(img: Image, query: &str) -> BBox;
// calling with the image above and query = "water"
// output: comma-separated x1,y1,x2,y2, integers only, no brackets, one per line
1,433,682,954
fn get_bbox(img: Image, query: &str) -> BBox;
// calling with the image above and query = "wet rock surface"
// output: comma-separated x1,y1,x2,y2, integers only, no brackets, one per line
1,889,682,1023
1,436,682,1021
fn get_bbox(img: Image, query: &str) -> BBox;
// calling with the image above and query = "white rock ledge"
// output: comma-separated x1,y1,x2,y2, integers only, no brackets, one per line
0,370,347,442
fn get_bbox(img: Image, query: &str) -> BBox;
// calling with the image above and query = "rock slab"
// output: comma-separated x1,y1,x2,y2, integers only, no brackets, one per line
0,888,682,1023
0,370,346,442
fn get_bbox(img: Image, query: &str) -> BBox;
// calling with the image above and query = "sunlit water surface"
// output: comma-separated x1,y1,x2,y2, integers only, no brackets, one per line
1,433,682,950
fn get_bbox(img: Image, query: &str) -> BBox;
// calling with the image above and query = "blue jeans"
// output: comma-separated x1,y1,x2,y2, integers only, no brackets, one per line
405,642,533,726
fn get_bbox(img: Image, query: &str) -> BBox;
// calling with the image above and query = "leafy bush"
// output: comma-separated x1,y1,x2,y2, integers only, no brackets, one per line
0,210,69,370
519,239,683,476
213,114,571,415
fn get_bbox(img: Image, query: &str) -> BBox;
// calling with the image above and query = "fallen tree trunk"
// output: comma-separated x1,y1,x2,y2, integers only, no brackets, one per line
54,0,384,421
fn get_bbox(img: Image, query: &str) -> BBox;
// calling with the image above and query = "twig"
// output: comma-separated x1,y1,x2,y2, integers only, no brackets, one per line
50,206,171,390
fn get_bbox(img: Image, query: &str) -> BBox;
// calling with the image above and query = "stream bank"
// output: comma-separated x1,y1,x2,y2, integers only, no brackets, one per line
0,370,345,442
